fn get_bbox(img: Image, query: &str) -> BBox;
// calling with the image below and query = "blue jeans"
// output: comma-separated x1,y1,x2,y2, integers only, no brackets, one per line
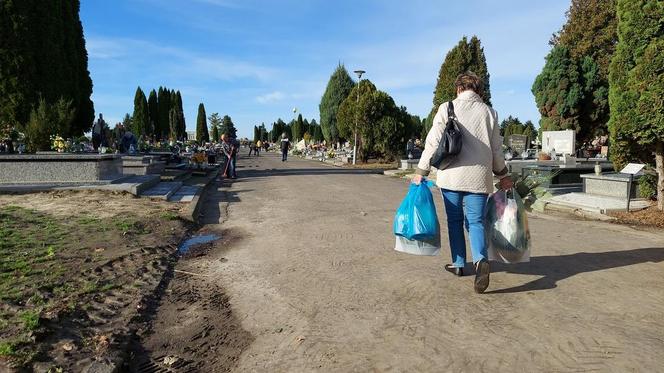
282,150,288,161
441,189,488,268
224,155,236,178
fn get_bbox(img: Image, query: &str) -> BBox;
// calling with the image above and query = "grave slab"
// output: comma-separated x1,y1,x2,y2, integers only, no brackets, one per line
0,153,122,184
547,192,650,213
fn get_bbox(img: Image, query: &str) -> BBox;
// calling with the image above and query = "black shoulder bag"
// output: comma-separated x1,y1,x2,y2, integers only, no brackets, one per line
430,101,463,169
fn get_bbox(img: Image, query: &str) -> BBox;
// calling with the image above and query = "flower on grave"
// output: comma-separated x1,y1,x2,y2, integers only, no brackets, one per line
50,135,66,151
191,152,207,164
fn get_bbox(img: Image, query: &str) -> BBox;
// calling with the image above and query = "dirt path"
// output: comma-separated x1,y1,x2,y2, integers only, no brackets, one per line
140,152,664,372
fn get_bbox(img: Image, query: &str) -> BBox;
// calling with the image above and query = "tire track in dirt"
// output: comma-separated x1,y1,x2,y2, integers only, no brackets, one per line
128,179,254,373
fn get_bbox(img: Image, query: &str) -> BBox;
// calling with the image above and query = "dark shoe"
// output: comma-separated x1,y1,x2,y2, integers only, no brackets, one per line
474,259,490,293
444,264,463,277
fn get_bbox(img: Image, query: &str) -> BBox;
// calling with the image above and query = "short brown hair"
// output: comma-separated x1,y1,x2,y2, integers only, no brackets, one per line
454,71,484,97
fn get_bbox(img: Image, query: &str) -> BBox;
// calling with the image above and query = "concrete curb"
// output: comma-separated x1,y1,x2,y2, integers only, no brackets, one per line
541,201,618,221
180,169,219,224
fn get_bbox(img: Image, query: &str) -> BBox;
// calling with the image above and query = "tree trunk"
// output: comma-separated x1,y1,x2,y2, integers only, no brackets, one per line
657,140,664,211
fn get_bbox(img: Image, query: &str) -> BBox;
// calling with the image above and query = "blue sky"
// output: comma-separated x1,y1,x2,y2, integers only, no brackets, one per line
81,0,570,138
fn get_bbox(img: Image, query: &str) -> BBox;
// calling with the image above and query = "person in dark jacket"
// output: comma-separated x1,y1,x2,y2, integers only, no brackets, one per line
280,133,290,162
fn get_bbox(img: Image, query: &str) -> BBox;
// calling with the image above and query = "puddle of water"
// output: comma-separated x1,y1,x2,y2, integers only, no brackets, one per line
177,234,220,254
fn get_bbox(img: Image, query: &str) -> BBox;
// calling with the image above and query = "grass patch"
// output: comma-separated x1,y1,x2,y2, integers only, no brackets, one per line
0,341,16,356
19,310,40,331
160,211,179,221
113,217,149,234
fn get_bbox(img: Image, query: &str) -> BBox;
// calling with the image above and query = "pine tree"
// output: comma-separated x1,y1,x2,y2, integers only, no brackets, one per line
147,89,158,139
132,87,149,136
209,113,222,142
196,103,209,143
430,36,492,122
319,64,355,144
608,0,664,209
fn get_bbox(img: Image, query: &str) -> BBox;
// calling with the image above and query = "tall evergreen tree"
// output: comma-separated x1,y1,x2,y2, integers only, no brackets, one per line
608,0,663,209
209,112,222,142
132,87,149,136
430,36,491,123
0,0,94,137
195,103,209,143
337,79,409,161
319,64,355,144
551,0,617,76
253,125,259,143
543,0,617,145
147,89,158,138
175,91,186,141
532,46,584,134
291,113,305,142
157,87,171,140
221,115,236,138
169,108,178,141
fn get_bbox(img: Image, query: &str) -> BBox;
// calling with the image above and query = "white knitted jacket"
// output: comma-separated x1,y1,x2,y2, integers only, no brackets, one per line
416,90,507,194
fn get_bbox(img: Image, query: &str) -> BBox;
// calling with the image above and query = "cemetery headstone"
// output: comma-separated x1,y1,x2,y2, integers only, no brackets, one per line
508,134,528,155
542,130,576,155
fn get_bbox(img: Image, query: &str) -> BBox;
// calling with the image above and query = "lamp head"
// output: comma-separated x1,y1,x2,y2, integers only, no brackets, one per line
354,70,366,79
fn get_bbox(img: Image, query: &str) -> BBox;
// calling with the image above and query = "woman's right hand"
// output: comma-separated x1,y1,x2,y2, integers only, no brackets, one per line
412,174,423,185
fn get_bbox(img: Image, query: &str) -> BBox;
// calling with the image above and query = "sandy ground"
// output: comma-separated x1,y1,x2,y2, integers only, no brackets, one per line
140,152,664,372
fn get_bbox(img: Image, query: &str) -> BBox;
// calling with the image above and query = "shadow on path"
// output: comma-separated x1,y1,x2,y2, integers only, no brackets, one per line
238,167,384,178
488,247,664,294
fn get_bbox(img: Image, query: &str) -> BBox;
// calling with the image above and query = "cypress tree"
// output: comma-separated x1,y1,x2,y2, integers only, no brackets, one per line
175,91,186,141
132,87,149,136
147,89,158,139
608,0,663,209
169,108,178,141
195,103,209,143
222,115,236,138
0,0,94,137
157,87,171,140
319,64,355,144
429,36,491,122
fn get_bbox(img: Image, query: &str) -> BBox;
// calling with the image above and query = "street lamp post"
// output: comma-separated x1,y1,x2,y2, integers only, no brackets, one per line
353,70,365,165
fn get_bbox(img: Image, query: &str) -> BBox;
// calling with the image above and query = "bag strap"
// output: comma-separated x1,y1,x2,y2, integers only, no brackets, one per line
447,101,456,120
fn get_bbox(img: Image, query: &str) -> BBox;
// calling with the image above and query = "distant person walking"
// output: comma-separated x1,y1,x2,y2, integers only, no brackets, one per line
412,72,513,294
280,133,290,162
256,140,262,156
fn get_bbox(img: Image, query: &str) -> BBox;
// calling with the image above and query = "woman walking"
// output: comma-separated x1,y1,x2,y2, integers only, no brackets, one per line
412,72,513,293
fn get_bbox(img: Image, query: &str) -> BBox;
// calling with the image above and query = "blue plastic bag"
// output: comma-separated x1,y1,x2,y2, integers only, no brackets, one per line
393,181,439,241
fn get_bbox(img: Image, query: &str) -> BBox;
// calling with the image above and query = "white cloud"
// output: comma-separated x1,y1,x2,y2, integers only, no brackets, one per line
86,35,276,82
256,91,286,104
